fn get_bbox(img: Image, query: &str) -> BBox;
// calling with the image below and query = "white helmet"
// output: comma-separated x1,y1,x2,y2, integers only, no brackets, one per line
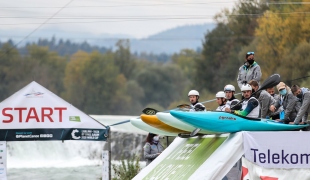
216,91,226,98
188,90,199,96
224,84,235,92
241,84,252,92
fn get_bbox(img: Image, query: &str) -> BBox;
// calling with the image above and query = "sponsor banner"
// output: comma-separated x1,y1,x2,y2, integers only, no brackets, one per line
0,128,107,141
0,142,7,180
243,131,310,168
242,157,310,180
133,133,244,180
0,81,106,130
189,132,243,180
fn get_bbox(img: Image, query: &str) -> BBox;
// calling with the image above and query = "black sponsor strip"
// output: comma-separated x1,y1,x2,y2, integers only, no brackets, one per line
0,128,107,141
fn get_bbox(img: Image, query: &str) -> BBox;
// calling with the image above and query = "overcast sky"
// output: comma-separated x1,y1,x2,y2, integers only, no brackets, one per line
0,0,236,39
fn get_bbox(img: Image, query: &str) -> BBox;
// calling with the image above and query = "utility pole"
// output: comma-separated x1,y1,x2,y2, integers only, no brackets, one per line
103,126,111,180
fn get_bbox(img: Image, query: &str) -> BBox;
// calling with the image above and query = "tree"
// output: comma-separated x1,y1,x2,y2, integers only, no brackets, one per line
195,0,269,93
0,43,21,100
114,40,136,80
171,49,197,80
63,51,132,114
24,45,67,95
254,0,310,80
136,64,187,108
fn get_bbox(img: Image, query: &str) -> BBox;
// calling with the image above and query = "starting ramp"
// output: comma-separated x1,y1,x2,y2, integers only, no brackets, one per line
133,133,243,180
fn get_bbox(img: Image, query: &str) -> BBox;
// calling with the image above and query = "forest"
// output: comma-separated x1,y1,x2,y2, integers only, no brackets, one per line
0,0,309,115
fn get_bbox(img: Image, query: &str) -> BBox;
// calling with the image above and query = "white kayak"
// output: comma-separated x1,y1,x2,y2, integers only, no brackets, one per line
156,112,219,134
130,117,178,136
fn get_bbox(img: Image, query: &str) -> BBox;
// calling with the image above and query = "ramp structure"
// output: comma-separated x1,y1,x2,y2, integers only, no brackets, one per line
135,131,310,180
133,133,243,180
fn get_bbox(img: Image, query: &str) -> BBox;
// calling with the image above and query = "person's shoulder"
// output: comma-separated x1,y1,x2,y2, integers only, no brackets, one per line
232,98,240,102
286,93,295,98
197,102,205,106
261,90,271,97
304,91,310,98
144,142,151,147
249,96,259,102
251,62,260,68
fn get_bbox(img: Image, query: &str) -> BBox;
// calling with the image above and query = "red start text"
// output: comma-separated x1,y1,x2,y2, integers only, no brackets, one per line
2,107,67,123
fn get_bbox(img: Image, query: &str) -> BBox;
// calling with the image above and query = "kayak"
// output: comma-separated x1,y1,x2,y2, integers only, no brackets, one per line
130,117,178,136
156,112,219,134
140,114,188,134
170,110,309,133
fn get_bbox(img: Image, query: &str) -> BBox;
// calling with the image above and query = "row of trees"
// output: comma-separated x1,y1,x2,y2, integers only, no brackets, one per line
196,0,310,92
0,40,200,115
0,0,309,115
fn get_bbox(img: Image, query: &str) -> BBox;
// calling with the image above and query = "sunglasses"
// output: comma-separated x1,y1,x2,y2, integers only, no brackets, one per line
247,52,254,55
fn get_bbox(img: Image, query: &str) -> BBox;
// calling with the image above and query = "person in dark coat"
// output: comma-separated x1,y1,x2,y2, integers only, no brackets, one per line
143,133,165,166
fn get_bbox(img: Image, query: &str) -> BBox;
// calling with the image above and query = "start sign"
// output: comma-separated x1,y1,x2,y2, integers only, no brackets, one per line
2,107,67,123
0,81,106,131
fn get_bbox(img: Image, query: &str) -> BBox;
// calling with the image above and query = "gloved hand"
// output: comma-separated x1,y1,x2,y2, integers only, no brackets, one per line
242,81,247,85
194,104,205,111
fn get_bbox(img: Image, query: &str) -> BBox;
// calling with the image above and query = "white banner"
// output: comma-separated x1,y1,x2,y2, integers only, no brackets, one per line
243,131,310,168
133,133,244,180
242,157,310,180
0,81,105,129
0,81,107,141
0,142,7,180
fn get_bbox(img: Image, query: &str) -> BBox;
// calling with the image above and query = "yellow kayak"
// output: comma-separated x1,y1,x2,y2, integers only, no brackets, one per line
140,114,189,134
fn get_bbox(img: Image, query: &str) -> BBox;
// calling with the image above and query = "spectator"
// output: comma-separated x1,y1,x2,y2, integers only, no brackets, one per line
248,80,275,119
290,85,310,125
143,133,165,166
237,52,262,89
266,86,283,119
266,87,277,98
274,82,300,124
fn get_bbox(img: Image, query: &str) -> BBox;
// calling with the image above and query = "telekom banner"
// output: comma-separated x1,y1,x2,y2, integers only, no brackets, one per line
0,81,107,141
243,131,310,168
242,157,310,180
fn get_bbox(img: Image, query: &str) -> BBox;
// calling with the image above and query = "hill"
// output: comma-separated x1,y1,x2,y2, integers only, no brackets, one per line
0,23,215,54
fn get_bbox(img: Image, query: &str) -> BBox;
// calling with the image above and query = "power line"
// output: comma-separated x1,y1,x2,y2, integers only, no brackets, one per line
267,2,310,5
0,1,238,9
0,0,75,57
0,11,309,20
0,14,309,26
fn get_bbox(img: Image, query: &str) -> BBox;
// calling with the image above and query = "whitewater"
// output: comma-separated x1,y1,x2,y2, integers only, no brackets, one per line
6,115,147,180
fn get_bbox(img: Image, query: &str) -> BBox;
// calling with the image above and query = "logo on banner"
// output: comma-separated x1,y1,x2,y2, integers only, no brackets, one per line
69,116,81,122
71,129,81,139
24,89,44,98
243,132,310,168
219,116,236,120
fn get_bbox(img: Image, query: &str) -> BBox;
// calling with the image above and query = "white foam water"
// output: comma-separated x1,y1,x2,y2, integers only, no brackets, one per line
7,141,104,168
